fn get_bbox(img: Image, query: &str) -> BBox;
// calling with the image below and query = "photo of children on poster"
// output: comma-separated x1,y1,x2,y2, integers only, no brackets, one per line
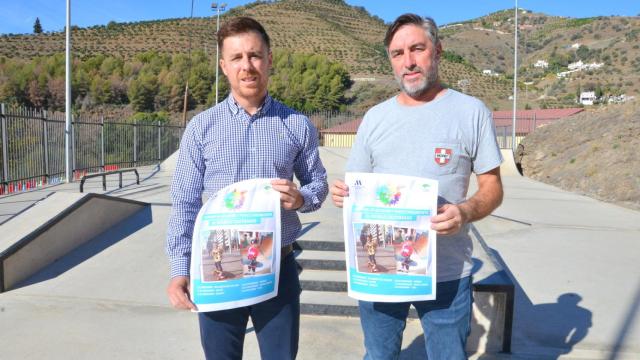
200,230,275,282
190,179,281,312
343,172,438,302
353,224,431,276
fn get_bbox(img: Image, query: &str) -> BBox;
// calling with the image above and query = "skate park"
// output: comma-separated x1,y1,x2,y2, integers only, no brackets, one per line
1,146,639,360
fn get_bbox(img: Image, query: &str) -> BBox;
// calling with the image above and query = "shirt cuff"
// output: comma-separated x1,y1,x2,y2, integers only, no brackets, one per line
170,257,191,278
297,187,319,213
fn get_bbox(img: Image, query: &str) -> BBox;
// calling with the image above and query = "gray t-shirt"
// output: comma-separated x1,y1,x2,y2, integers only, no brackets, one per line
346,89,503,282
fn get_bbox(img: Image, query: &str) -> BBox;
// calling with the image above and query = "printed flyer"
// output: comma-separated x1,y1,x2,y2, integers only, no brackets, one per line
190,178,281,312
343,172,438,302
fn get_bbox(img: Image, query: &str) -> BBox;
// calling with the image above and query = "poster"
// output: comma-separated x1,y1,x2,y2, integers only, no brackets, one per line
190,178,281,312
343,172,438,302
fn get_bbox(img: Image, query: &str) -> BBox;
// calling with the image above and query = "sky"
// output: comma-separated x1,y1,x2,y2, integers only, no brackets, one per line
1,0,638,35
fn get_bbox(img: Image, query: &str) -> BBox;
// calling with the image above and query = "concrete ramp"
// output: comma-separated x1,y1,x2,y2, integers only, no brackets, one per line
0,192,147,292
500,149,521,176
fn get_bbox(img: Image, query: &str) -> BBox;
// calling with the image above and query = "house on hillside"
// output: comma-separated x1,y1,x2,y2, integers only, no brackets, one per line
482,69,499,76
580,91,597,105
607,94,635,104
534,60,548,68
568,60,584,71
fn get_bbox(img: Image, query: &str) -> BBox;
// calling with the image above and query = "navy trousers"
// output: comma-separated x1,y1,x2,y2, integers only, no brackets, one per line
198,252,301,360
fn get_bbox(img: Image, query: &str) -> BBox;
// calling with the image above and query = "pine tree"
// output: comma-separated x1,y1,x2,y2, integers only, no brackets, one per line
33,17,43,34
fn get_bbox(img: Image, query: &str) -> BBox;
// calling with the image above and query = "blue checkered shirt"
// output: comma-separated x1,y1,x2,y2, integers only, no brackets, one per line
166,94,328,277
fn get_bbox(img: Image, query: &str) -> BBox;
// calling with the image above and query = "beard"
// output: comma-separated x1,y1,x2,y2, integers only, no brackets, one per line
394,61,439,98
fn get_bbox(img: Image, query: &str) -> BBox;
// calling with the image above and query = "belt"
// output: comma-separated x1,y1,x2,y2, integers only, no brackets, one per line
281,244,293,259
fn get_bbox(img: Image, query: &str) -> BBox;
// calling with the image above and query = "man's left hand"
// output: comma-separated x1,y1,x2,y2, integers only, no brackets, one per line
430,204,469,235
271,179,304,210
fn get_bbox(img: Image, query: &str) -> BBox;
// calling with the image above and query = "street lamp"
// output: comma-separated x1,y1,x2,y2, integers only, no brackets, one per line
65,0,72,183
212,2,227,105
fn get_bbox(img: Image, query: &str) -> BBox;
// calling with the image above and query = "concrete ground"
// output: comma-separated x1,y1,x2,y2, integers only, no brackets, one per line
1,147,639,359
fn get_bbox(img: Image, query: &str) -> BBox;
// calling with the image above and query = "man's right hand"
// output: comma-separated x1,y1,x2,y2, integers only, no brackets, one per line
166,276,197,311
330,179,349,208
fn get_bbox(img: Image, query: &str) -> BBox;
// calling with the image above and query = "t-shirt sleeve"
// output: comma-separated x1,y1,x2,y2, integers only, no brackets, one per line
346,113,373,173
472,105,503,174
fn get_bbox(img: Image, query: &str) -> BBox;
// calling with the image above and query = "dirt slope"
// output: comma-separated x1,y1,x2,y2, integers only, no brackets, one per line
516,101,640,210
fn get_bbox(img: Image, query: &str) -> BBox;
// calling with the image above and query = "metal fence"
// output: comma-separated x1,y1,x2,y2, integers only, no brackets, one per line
0,104,184,195
309,110,550,150
494,116,560,149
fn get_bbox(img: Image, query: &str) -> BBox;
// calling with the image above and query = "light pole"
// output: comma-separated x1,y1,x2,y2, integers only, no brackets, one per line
65,0,72,182
212,2,227,105
512,0,519,153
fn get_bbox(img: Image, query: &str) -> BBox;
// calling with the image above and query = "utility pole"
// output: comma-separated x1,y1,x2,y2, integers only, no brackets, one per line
212,2,227,105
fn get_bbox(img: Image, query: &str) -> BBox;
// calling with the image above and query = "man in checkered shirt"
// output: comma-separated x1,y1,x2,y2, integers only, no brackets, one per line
166,16,328,360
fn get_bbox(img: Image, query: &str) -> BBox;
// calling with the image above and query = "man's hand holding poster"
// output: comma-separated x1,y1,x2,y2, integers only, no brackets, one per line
343,173,438,302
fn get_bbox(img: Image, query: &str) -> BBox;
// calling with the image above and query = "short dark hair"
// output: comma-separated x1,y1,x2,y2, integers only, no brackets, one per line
384,13,439,49
217,16,271,51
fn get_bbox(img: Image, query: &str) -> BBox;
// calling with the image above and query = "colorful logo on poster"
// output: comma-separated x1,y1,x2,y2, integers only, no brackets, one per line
224,189,246,210
376,184,401,206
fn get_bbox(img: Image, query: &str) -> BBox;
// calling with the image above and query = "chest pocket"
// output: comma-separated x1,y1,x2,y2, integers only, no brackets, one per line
422,141,463,176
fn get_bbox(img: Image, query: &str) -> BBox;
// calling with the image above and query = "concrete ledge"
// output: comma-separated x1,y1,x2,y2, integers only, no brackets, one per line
469,224,515,354
296,224,515,354
0,193,148,292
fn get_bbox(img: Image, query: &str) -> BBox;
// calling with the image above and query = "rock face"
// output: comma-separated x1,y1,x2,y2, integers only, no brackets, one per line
515,101,640,210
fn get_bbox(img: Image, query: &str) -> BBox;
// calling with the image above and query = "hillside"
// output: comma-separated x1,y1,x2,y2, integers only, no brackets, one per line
515,101,640,210
0,0,514,110
441,10,640,108
0,0,388,75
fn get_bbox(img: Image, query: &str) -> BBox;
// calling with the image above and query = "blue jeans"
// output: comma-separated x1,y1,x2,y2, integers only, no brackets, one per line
198,252,301,360
359,276,472,360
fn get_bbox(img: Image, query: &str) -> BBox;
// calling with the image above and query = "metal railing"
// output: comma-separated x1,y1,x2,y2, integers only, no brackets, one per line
79,168,140,193
0,104,184,195
308,111,563,150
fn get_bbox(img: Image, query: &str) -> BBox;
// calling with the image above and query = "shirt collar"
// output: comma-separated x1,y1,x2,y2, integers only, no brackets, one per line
226,93,273,117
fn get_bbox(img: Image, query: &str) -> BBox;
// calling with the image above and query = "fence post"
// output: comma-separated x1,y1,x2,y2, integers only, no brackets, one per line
133,119,137,166
71,114,76,179
1,104,8,188
503,126,507,149
42,110,49,180
101,116,105,171
157,120,161,162
533,113,537,130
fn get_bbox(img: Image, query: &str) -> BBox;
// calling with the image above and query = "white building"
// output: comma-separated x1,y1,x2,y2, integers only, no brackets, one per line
568,60,584,71
568,60,604,72
534,59,548,68
580,91,596,105
607,94,635,104
585,62,604,70
482,69,500,77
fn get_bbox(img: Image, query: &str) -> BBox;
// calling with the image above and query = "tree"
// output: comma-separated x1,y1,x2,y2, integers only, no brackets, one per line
33,17,43,34
576,45,591,61
128,73,158,112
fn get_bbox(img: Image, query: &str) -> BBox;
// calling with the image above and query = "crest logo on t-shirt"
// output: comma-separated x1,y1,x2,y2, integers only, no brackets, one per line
434,148,453,166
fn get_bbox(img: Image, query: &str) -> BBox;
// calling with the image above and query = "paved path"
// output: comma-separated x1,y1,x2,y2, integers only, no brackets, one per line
1,147,639,359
